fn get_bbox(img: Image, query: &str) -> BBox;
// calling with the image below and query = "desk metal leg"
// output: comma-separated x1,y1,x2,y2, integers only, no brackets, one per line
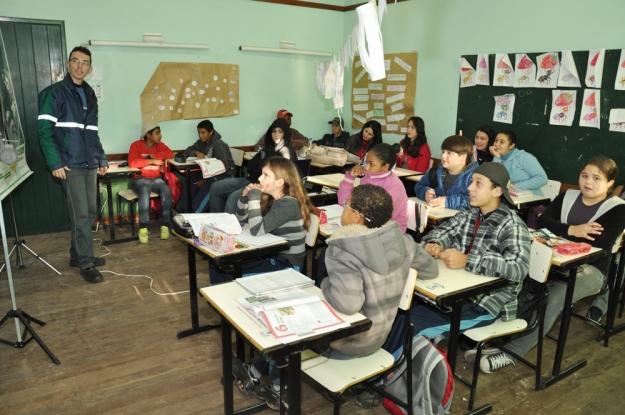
177,246,217,339
105,178,115,239
185,168,193,213
541,267,587,389
222,319,234,415
287,354,302,415
447,299,463,374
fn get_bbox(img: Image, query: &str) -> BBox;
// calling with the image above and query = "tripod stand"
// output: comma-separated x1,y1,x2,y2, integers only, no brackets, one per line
0,194,60,275
0,189,60,364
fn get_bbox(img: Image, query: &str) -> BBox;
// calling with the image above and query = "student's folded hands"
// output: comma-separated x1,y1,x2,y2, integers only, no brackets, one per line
438,248,468,269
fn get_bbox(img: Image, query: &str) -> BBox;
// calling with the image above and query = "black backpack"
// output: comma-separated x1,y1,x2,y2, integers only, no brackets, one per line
515,277,548,327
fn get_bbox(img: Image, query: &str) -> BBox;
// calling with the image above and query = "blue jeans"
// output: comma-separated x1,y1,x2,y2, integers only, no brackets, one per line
62,168,98,269
132,177,172,227
209,177,249,213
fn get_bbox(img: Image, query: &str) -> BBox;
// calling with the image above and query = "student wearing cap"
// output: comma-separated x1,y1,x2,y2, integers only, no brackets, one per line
254,109,309,152
38,46,108,284
415,163,531,339
128,122,175,244
312,117,350,148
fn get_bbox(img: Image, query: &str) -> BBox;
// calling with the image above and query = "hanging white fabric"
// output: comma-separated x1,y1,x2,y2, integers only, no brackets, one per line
333,53,344,109
350,24,358,65
324,56,336,99
356,0,386,81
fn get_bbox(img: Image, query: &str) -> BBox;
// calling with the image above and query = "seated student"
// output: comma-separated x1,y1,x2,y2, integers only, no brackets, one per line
344,120,383,160
473,125,496,165
490,130,548,195
180,119,235,213
209,118,297,214
417,163,531,339
128,122,175,243
253,109,309,153
414,135,478,210
238,184,438,410
469,156,625,374
396,116,431,173
212,157,315,281
338,143,409,231
312,117,350,148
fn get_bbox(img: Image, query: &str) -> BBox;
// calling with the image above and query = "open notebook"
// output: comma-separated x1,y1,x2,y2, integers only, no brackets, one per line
236,269,314,295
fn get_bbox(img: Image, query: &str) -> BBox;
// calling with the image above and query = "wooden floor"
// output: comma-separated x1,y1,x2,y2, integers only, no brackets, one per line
1,225,625,414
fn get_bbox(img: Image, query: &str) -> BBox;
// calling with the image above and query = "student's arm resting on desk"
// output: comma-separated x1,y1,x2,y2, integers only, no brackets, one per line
183,139,204,157
154,142,174,160
245,189,301,236
412,243,439,280
421,207,467,249
514,153,548,191
128,141,150,169
413,168,433,200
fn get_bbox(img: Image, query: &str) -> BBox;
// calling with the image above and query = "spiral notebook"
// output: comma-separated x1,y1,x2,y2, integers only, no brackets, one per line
235,269,314,295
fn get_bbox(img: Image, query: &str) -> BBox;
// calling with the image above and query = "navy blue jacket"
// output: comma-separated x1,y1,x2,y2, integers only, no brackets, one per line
314,131,350,148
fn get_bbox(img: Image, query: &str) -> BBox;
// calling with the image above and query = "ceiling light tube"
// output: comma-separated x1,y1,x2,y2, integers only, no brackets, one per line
239,46,332,57
89,40,209,50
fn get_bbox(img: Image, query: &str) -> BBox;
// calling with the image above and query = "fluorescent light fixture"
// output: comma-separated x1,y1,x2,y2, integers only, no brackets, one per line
239,46,332,57
89,39,209,50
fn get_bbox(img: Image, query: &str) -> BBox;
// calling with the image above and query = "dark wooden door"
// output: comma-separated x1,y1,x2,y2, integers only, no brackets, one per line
0,17,68,236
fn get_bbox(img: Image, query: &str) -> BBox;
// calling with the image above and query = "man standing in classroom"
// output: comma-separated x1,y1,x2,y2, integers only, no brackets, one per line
38,46,108,284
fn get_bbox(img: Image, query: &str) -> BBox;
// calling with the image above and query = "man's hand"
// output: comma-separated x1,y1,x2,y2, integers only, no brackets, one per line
425,188,437,203
569,222,603,241
99,166,108,176
195,151,206,159
349,165,365,177
439,248,468,269
242,183,262,197
52,166,71,180
149,159,165,166
195,179,206,188
429,195,446,208
424,243,444,258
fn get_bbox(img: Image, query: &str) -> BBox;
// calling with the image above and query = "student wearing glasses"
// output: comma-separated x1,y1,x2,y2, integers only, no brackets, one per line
38,46,108,284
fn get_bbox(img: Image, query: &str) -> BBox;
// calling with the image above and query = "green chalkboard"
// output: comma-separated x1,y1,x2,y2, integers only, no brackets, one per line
456,49,625,185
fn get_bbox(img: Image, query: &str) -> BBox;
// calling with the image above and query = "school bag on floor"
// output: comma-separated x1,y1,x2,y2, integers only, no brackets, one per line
383,335,454,415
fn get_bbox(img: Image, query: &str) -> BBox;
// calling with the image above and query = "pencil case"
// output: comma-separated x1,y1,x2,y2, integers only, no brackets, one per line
197,224,235,253
556,243,591,255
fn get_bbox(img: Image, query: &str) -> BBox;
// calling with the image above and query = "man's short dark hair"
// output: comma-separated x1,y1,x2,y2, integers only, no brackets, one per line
441,135,474,165
197,120,214,132
350,184,393,229
69,46,92,63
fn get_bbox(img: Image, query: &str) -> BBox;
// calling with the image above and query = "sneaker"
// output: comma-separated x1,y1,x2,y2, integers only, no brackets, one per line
480,352,515,374
70,257,105,268
464,346,501,363
160,226,170,240
253,383,285,411
80,267,103,283
586,306,604,325
232,358,259,396
138,228,149,244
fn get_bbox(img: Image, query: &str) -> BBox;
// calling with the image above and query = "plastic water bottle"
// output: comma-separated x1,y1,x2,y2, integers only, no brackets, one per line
308,137,313,151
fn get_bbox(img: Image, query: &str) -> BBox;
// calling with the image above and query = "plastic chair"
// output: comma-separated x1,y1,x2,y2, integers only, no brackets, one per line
302,268,418,415
117,189,160,236
540,180,561,201
230,148,244,177
303,213,320,277
460,241,553,410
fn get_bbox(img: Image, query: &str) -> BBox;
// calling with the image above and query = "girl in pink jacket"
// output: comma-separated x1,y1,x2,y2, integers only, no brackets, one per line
338,143,408,232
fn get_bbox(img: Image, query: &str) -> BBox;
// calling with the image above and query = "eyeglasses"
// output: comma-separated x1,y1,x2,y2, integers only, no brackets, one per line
69,58,91,67
343,200,371,222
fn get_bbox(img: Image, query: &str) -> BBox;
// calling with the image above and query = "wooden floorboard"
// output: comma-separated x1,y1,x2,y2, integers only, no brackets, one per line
1,226,625,414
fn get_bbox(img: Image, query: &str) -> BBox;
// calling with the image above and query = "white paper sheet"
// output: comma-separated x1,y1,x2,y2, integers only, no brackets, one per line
387,74,407,81
400,127,407,133
493,94,515,124
579,90,600,129
386,93,404,103
373,102,384,110
384,59,391,71
368,83,383,90
394,56,412,72
514,54,536,87
353,103,368,111
615,50,625,91
387,113,405,122
371,93,385,100
459,57,476,87
557,50,581,87
85,66,103,81
549,90,576,127
609,109,625,132
493,54,514,86
476,53,490,86
353,113,367,123
372,118,386,125
535,53,560,88
387,84,406,92
354,95,369,101
366,110,375,119
391,102,404,112
386,124,398,131
586,49,605,88
353,88,369,95
355,69,367,83
355,60,362,68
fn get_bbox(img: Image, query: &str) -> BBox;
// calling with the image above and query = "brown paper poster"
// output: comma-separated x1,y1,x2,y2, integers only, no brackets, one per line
351,52,417,134
141,62,239,123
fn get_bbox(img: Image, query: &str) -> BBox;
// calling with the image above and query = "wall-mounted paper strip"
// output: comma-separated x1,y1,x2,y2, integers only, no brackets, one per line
386,92,405,103
368,83,383,90
366,110,375,119
394,56,412,72
353,113,366,123
374,110,384,116
355,60,362,68
371,93,385,100
353,88,369,95
374,102,384,109
355,69,367,83
400,127,407,133
387,113,406,122
353,103,369,111
372,118,386,125
391,102,404,112
387,74,407,81
354,95,369,101
387,124,399,131
387,85,406,92
385,60,391,70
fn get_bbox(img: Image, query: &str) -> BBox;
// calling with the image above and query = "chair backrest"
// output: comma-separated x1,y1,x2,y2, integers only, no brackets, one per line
230,148,244,167
399,268,418,311
305,213,320,248
612,231,624,254
529,241,553,283
295,158,312,180
540,180,561,201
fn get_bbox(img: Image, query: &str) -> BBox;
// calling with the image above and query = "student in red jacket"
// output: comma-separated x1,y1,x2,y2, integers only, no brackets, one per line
128,122,175,244
396,116,431,173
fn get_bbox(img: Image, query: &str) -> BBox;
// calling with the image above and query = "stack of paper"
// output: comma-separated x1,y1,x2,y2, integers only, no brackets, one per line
233,229,286,248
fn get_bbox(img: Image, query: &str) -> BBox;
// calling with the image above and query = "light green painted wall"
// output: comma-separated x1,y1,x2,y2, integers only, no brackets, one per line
343,0,625,156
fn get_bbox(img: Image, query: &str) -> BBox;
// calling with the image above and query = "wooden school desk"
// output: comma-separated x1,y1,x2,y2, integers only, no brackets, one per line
413,260,508,374
200,282,371,415
97,166,141,245
405,174,424,182
172,230,289,339
408,197,460,225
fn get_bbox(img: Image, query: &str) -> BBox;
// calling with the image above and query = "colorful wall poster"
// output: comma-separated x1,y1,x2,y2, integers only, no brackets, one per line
493,94,515,124
579,90,600,129
549,90,576,127
514,54,536,87
614,49,625,91
493,54,514,87
609,109,625,132
535,53,560,88
585,49,605,88
557,50,581,88
476,53,490,86
459,57,476,87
